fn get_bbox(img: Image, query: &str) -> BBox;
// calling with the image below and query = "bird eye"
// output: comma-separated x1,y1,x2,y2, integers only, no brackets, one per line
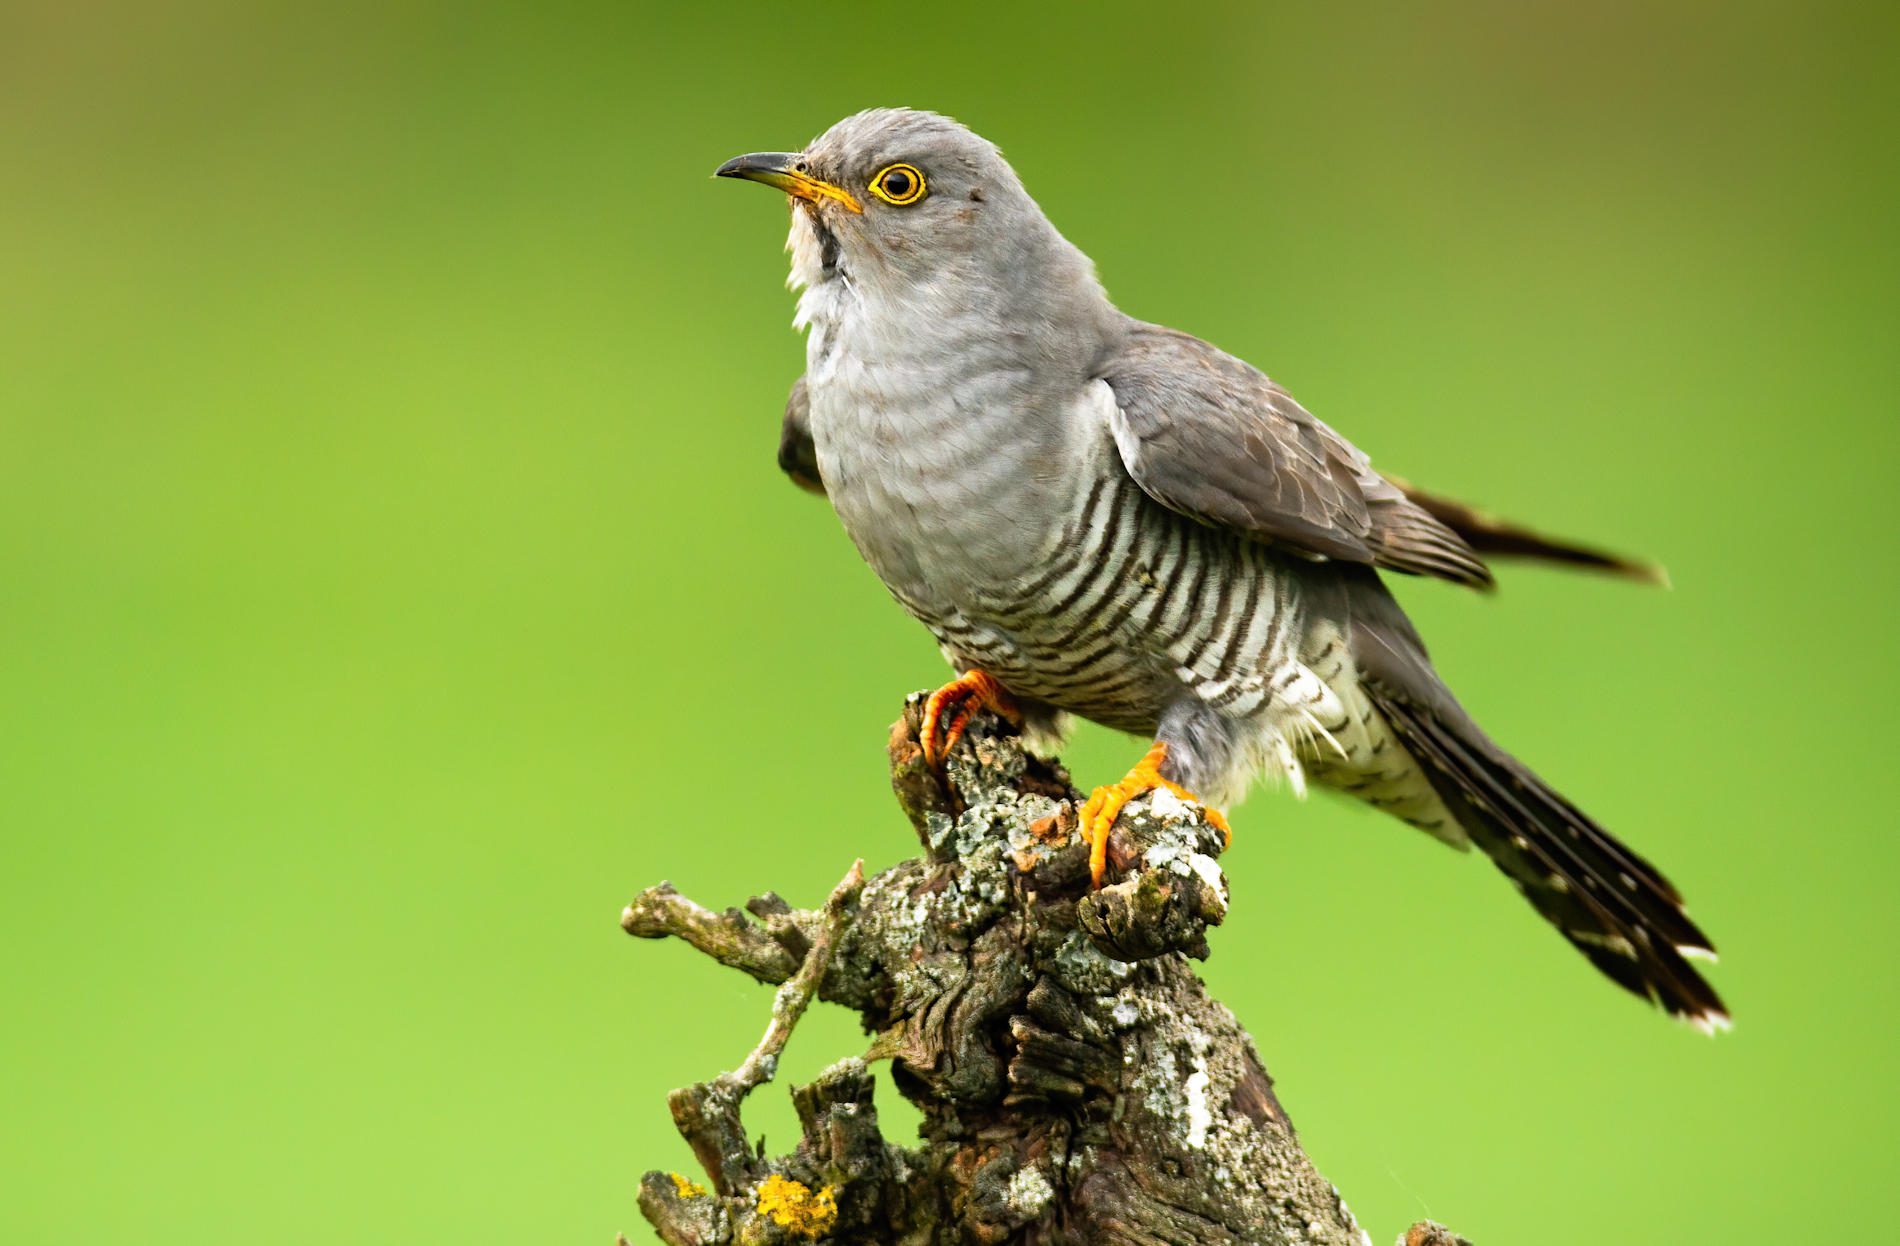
868,163,927,206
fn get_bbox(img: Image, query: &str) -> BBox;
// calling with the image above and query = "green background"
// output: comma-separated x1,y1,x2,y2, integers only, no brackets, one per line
4,1,1895,1241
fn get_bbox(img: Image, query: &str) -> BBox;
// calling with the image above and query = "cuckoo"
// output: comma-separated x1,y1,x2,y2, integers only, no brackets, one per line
715,108,1726,1030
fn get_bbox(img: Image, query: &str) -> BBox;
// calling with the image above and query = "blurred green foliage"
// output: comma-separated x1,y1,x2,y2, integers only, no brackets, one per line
3,1,1895,1241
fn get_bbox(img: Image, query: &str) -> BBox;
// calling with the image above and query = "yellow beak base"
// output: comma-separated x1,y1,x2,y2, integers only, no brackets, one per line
714,153,862,213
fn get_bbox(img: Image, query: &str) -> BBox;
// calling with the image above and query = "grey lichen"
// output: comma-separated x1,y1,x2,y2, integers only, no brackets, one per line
1004,1164,1054,1217
623,694,1454,1246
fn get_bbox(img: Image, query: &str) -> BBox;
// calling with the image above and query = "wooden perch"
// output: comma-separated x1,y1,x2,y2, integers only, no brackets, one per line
622,694,1469,1246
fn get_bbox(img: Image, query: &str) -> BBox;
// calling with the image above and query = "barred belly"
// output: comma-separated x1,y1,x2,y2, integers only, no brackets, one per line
894,468,1307,737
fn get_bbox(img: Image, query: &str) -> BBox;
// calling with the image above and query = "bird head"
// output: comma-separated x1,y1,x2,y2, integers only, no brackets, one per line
716,109,1091,306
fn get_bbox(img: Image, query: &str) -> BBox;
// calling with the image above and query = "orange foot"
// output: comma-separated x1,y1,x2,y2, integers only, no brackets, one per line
920,669,1023,768
1080,742,1232,888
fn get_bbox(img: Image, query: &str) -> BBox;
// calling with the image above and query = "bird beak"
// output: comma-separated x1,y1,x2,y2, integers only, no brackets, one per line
714,152,862,214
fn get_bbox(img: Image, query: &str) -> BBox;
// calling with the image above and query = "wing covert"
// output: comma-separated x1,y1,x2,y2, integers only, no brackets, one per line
1099,324,1492,589
778,375,826,495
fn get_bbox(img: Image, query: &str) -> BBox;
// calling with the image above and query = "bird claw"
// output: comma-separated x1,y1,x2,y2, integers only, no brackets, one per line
920,670,1022,768
1080,742,1231,888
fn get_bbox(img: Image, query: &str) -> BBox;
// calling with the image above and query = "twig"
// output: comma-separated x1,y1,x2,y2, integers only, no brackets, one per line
662,860,864,1197
718,860,863,1099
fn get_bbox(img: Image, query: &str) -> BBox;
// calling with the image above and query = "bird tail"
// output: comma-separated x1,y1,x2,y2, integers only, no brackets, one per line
1362,681,1729,1032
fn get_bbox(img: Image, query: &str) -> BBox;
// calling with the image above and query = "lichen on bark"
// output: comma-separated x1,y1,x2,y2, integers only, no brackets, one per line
623,695,1463,1246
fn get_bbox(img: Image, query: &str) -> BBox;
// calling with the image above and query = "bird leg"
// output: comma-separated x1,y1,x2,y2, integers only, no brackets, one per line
1080,742,1232,888
919,669,1022,767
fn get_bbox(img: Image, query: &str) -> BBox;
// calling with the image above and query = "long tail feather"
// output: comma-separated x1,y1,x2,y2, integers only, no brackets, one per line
1365,682,1728,1031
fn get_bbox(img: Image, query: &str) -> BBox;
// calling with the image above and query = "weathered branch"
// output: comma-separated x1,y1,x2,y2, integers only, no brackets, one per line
622,694,1466,1245
622,883,802,986
651,861,864,1202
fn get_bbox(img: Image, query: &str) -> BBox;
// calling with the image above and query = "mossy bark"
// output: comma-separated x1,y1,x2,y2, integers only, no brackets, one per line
623,696,1465,1246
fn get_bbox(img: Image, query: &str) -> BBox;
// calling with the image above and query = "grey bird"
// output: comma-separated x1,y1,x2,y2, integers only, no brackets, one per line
715,108,1726,1030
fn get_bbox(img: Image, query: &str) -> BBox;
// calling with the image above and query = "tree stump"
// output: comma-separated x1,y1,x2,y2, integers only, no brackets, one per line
622,695,1466,1246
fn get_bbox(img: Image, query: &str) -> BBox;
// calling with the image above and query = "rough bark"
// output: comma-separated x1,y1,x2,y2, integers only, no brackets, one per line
622,695,1467,1246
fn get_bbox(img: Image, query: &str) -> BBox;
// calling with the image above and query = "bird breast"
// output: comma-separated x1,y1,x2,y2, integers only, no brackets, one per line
808,368,1100,609
800,286,1103,614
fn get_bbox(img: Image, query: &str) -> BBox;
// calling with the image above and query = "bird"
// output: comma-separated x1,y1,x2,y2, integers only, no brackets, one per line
714,108,1726,1031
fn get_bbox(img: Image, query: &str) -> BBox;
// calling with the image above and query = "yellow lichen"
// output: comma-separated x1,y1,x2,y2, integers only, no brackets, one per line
668,1171,707,1199
754,1173,838,1239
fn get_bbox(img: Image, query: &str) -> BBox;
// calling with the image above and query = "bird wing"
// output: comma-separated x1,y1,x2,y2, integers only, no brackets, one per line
1099,323,1493,589
778,374,826,495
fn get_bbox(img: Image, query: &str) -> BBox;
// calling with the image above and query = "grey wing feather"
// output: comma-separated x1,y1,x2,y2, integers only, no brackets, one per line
1099,323,1492,589
778,375,825,495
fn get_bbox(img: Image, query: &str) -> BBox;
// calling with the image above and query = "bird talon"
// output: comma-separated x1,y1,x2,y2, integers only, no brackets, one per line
920,669,1021,768
1079,742,1230,887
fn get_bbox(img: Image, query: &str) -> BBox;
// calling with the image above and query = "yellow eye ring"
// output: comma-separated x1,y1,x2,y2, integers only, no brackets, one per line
868,163,927,206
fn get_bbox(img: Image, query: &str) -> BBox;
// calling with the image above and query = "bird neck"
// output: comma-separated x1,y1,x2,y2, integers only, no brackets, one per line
798,228,1117,403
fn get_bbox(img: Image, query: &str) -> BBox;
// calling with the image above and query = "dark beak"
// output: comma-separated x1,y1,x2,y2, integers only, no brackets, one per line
714,152,862,213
